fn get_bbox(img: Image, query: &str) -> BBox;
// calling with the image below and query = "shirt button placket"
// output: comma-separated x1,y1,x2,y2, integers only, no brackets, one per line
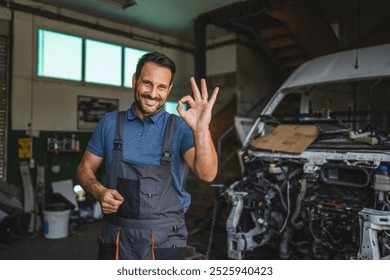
137,122,144,142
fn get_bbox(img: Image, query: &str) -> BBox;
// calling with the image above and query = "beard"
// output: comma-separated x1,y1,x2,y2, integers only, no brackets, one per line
134,86,164,117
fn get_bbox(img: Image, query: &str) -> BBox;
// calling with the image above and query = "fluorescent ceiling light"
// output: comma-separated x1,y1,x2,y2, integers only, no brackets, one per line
93,0,137,10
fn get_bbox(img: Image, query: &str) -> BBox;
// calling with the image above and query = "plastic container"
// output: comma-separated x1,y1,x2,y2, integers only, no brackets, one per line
43,209,71,239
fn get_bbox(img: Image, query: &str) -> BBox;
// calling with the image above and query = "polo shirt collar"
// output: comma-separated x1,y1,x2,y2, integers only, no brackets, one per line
126,102,166,124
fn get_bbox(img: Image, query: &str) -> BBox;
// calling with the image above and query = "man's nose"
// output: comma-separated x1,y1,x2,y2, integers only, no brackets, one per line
148,86,158,98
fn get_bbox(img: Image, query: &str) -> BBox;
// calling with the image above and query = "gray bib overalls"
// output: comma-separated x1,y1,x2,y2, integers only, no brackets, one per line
98,111,187,260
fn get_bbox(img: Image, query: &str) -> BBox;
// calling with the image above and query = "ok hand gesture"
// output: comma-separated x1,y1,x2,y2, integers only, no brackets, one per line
177,77,219,132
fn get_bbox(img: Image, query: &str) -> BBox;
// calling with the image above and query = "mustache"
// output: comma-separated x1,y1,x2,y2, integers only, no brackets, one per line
139,94,161,102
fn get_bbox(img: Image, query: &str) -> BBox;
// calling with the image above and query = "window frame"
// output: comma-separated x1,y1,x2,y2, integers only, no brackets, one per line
37,28,83,81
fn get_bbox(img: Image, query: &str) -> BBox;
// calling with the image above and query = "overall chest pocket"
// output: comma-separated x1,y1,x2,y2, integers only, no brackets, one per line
139,178,164,218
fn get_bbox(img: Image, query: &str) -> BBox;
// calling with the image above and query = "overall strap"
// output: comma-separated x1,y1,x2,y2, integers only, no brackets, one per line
113,111,126,155
161,114,177,166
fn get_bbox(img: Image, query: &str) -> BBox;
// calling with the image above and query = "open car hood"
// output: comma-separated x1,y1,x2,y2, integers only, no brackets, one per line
255,43,390,138
281,43,390,91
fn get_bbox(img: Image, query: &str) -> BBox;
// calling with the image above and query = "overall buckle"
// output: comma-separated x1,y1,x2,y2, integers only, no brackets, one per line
113,140,122,150
161,150,172,164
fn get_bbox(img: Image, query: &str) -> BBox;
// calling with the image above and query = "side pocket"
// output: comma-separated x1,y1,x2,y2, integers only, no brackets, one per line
97,235,116,260
116,177,140,219
154,247,187,260
152,222,188,260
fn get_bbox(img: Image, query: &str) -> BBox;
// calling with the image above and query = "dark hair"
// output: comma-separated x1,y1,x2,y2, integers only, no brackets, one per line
135,52,176,85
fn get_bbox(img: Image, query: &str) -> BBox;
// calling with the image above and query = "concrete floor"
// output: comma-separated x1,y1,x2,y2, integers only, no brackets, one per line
0,220,101,260
0,219,227,260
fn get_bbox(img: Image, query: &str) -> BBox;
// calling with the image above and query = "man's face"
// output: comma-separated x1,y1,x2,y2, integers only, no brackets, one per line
133,62,172,118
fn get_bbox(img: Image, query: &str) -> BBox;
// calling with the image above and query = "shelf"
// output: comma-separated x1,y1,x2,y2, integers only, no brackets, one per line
47,149,80,153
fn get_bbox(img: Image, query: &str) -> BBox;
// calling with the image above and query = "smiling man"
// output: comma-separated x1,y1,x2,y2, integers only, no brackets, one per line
76,52,219,260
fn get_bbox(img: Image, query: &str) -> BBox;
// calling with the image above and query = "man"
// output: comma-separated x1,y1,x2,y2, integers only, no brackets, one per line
76,52,219,260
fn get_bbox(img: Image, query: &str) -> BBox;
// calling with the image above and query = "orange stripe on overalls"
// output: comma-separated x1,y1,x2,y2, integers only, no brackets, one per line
152,232,156,260
115,227,121,260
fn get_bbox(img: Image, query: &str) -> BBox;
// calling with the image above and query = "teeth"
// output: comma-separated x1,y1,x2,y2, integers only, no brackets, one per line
144,100,156,107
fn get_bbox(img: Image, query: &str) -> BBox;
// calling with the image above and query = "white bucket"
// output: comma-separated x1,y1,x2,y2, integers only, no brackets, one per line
43,209,71,239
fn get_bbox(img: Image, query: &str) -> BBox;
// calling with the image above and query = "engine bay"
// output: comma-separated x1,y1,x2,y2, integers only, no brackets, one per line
226,146,390,259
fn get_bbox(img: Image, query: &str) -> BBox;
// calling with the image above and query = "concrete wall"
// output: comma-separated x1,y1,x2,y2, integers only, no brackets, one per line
206,34,284,120
236,44,284,119
207,34,237,76
206,34,238,115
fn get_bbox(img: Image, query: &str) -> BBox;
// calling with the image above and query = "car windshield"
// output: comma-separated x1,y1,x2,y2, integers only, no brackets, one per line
252,77,390,151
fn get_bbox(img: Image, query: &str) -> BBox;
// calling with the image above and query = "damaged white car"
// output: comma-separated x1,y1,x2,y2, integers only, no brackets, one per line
225,44,390,260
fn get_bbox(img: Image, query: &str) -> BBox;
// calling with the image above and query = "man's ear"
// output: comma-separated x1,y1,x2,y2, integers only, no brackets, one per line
132,74,136,88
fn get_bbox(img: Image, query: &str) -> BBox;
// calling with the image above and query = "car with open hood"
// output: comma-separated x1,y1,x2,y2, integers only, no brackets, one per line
225,43,390,260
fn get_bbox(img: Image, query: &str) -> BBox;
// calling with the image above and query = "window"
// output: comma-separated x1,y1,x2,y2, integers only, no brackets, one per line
124,47,148,87
164,101,187,116
37,28,148,88
37,29,82,81
85,39,122,86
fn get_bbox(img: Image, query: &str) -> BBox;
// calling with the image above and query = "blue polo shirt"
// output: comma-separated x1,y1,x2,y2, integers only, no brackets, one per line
87,103,194,212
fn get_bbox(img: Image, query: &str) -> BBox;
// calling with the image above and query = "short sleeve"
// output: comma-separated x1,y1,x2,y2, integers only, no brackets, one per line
86,112,116,161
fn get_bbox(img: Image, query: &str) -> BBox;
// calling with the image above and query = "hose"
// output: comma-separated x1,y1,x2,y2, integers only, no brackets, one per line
205,194,224,259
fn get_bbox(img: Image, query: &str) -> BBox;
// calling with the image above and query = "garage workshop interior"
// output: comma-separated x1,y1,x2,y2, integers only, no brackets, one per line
1,0,390,260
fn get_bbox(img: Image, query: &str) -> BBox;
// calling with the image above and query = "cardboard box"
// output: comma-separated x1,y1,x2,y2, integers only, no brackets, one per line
250,124,319,154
